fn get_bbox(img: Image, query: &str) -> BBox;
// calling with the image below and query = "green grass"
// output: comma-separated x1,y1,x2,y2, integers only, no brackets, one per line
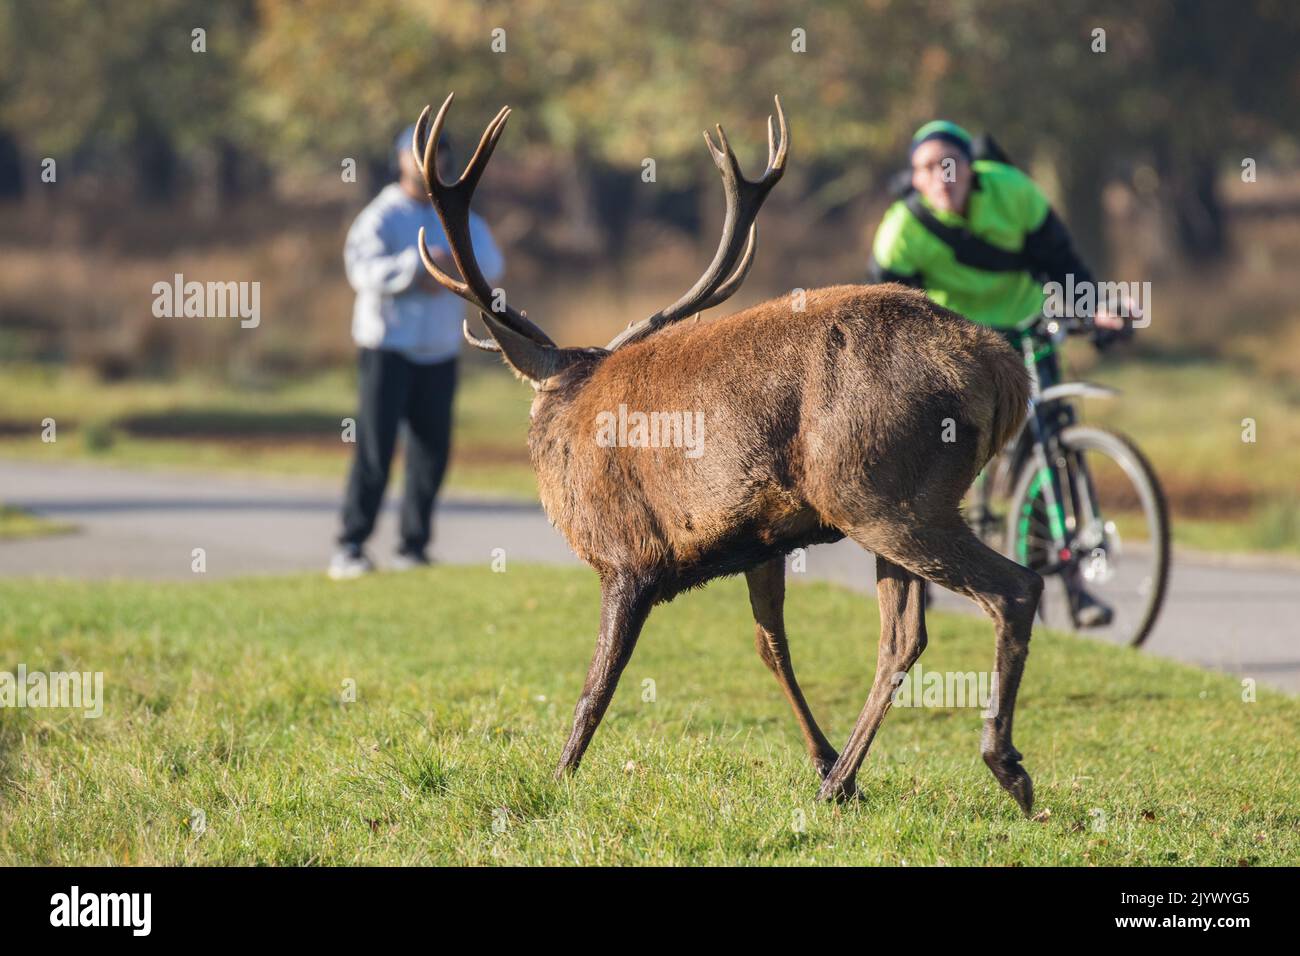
0,362,536,498
0,504,74,540
0,565,1295,865
1171,510,1300,557
1080,354,1300,502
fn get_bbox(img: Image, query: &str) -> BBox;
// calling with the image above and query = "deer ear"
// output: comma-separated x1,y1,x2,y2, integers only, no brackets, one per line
478,310,592,385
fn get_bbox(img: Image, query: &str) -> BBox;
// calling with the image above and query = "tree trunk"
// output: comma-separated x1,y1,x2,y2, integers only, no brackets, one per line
590,158,638,287
1055,150,1109,276
133,119,178,203
1167,154,1225,262
0,129,23,200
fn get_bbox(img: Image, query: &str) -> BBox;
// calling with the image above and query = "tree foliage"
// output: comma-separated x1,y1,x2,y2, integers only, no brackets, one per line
2,0,1297,257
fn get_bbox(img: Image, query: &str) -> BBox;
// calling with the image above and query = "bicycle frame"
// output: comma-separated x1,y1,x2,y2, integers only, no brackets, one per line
971,313,1118,577
1014,315,1116,574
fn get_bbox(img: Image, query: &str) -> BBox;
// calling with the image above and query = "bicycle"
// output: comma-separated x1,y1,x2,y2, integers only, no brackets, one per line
967,311,1170,647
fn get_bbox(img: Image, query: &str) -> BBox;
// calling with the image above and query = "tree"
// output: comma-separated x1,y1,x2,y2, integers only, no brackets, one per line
0,0,258,202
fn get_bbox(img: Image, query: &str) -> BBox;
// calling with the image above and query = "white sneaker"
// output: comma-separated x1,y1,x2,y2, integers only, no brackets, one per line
391,550,432,572
328,546,375,580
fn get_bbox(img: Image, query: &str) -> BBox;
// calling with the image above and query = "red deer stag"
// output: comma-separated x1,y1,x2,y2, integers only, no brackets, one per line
411,93,1042,813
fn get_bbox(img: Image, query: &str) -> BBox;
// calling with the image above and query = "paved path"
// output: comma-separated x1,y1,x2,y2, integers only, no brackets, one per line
2,458,1297,691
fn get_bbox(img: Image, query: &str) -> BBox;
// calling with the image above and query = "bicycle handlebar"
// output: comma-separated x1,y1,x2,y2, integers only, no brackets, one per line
1016,310,1094,336
1017,310,1133,352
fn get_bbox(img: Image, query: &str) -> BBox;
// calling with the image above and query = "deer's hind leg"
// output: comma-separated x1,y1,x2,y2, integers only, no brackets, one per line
814,554,928,802
746,558,839,779
823,518,1042,815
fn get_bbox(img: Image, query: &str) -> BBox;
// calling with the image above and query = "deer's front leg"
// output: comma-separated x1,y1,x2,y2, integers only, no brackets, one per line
817,555,928,802
555,572,655,778
745,558,839,779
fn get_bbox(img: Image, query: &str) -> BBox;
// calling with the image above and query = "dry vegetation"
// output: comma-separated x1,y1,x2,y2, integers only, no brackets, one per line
2,170,1298,550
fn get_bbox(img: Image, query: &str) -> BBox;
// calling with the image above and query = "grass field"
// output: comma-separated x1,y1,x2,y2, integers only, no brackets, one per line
0,504,74,540
1078,353,1300,554
0,565,1295,866
0,361,537,498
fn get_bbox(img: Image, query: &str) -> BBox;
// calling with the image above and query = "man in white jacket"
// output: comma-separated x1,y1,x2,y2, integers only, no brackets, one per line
330,125,504,579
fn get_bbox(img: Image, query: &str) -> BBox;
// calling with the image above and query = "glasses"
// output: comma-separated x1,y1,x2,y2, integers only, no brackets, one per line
912,155,966,183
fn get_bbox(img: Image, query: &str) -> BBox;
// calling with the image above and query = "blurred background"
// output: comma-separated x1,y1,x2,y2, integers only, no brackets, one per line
1,0,1298,554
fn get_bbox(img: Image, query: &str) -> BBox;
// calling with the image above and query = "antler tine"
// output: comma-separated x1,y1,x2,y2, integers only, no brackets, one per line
421,94,451,183
457,105,512,193
412,104,432,176
463,315,502,352
607,96,789,351
417,225,470,297
704,124,740,184
767,95,788,177
464,304,533,355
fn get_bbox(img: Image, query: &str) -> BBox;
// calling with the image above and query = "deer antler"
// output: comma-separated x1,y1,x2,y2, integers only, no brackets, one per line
412,93,556,351
606,95,788,351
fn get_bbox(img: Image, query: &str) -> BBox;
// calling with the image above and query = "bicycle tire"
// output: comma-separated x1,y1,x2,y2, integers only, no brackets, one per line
1005,425,1170,648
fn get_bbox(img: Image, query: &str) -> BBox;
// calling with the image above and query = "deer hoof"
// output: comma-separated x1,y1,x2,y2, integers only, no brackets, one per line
815,776,860,803
984,751,1034,816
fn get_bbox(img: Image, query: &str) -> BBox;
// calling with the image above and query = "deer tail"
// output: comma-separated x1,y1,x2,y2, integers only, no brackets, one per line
985,344,1031,464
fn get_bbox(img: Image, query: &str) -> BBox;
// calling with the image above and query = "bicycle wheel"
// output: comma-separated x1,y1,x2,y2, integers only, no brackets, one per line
1005,426,1170,647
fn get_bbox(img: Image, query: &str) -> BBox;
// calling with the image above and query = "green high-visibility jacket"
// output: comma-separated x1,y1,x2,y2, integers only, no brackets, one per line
869,160,1093,330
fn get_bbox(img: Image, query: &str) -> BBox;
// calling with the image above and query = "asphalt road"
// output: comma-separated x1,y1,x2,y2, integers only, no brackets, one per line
2,458,1297,691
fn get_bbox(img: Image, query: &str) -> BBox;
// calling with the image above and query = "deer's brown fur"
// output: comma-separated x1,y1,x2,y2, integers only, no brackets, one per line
530,285,1028,597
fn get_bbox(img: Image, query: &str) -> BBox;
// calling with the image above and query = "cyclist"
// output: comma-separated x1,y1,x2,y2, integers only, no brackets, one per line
868,120,1133,626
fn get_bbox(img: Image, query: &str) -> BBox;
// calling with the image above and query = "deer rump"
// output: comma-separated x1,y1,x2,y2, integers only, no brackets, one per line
531,284,1031,600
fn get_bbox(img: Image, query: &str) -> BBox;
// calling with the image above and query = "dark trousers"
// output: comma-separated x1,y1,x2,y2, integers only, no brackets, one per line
339,348,457,553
